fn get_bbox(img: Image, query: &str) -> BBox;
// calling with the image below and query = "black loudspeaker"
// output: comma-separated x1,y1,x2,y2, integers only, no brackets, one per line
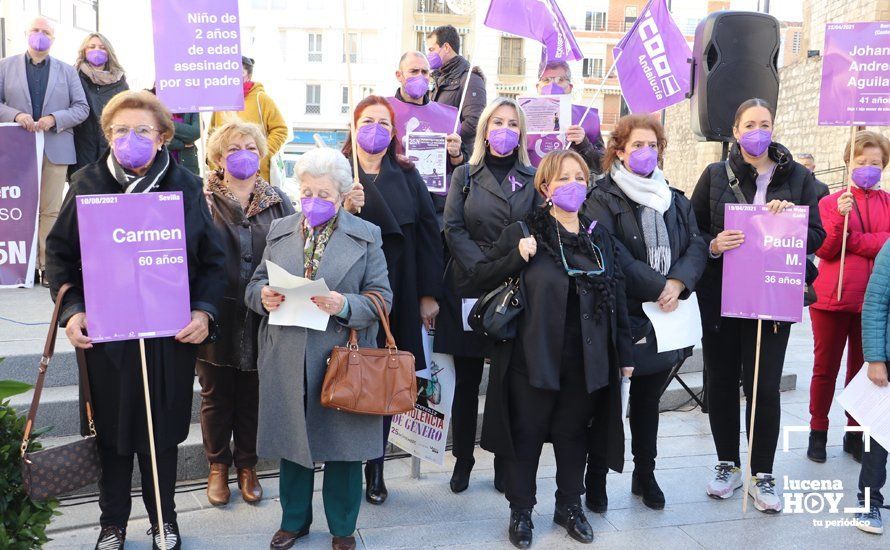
689,11,780,142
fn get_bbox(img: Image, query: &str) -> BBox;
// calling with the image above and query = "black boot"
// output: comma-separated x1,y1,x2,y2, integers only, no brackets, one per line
493,455,506,493
364,461,388,505
807,430,828,463
450,457,475,493
553,503,594,544
631,471,665,510
844,432,863,463
584,472,608,513
508,508,534,548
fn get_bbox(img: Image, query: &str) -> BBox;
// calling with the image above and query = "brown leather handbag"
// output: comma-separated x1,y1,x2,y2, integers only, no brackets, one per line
20,283,101,500
321,291,416,415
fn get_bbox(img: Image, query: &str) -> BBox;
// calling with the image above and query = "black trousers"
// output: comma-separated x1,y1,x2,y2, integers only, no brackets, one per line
196,361,259,468
504,365,600,511
703,317,789,474
98,444,178,529
450,355,486,460
586,367,672,477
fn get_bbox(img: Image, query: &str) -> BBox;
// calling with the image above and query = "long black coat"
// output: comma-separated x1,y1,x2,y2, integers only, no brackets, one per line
470,209,632,472
198,175,295,371
45,151,226,454
354,153,443,369
583,174,708,375
437,159,539,357
431,55,486,157
69,71,129,177
691,142,825,331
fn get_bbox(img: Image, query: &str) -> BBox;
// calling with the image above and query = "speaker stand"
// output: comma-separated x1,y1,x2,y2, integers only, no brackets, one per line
658,357,706,411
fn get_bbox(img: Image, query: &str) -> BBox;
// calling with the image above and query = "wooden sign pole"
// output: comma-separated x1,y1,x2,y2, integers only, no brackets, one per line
837,124,859,300
741,319,763,514
139,339,166,549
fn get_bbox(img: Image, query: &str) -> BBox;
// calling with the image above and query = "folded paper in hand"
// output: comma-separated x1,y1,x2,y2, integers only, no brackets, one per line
641,292,703,353
266,261,331,331
837,366,890,451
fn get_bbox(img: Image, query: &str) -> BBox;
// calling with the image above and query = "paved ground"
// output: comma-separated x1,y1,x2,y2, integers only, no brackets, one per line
2,288,884,549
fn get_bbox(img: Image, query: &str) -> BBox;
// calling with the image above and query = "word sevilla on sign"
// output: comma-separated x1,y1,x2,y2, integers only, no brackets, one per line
721,204,809,323
150,0,244,113
818,22,890,126
0,125,41,288
76,192,192,342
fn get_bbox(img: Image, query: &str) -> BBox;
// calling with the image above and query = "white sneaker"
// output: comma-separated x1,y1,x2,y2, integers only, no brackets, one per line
748,473,782,514
707,461,743,499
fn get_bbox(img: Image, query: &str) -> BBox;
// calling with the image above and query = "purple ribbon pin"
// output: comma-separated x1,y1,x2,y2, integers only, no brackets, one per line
509,175,523,192
587,220,598,234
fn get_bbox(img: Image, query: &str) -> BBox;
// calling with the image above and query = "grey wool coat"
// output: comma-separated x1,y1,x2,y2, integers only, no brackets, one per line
245,209,393,468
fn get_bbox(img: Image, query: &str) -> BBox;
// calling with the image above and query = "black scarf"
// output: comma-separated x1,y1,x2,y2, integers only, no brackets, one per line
106,146,171,194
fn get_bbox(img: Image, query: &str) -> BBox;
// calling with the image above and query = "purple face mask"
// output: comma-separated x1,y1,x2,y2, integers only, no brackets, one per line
540,82,565,95
301,197,338,227
404,75,429,99
550,181,587,212
851,165,882,190
427,51,443,70
488,128,520,155
226,150,260,180
85,49,108,67
738,129,772,157
356,123,392,154
113,131,156,170
627,147,659,176
28,32,52,52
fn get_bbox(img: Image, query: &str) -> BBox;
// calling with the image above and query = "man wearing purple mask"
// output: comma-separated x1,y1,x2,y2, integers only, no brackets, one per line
425,25,486,157
535,60,605,176
0,16,88,287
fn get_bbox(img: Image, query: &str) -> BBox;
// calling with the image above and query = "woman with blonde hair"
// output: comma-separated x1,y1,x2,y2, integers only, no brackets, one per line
197,121,294,507
441,97,538,494
70,32,128,176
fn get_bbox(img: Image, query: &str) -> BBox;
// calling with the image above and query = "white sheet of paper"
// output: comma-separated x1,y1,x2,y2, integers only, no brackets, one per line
621,376,631,419
641,292,703,353
266,261,331,330
837,365,890,451
461,298,477,331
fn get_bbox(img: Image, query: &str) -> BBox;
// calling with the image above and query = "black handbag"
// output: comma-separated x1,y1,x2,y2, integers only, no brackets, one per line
467,221,530,342
20,283,101,500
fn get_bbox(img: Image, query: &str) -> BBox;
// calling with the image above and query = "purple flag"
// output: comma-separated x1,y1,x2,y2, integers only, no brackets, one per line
150,0,244,113
77,192,191,342
572,104,601,144
614,0,691,113
484,0,583,64
818,22,890,126
721,204,809,323
0,125,41,288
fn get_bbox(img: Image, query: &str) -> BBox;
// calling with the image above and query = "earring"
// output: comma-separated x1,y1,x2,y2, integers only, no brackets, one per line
484,139,490,147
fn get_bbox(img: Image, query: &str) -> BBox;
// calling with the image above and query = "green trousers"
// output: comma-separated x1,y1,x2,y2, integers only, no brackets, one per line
279,459,362,537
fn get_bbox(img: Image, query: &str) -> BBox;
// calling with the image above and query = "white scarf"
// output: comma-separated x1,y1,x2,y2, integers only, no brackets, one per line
610,162,672,214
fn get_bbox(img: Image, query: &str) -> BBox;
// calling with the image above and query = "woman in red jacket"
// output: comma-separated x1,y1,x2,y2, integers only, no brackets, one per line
808,130,890,463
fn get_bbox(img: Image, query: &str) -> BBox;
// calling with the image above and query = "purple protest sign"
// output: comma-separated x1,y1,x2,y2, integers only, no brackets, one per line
526,106,600,167
614,0,691,113
721,204,809,323
0,125,41,288
151,0,243,113
818,22,890,126
572,104,602,144
388,97,458,149
484,0,583,64
76,192,191,342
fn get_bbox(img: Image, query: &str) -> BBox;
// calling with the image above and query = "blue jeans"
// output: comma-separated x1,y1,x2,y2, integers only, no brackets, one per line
858,437,888,506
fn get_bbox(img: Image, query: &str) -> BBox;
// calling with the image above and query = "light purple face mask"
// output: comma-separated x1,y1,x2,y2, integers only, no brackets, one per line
113,131,156,170
301,197,338,227
404,75,429,99
427,51,443,70
627,147,659,176
28,32,52,52
356,123,392,154
851,165,882,190
550,181,587,212
738,129,772,157
225,150,260,180
488,128,520,155
541,82,566,95
85,49,108,66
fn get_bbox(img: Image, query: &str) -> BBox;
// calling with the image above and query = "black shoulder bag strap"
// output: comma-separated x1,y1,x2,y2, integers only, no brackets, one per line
725,160,748,204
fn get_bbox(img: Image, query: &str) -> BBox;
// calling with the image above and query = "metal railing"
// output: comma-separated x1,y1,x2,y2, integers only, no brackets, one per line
816,166,848,190
498,56,525,76
416,0,455,15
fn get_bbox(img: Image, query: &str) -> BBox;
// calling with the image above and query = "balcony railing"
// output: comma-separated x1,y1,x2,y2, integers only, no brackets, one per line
579,18,642,34
498,56,525,76
416,0,455,15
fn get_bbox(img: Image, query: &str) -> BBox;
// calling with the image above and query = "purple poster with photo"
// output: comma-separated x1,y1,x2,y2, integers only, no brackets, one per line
151,0,244,113
818,22,890,126
721,204,809,323
0,125,41,288
76,192,191,342
572,104,601,144
388,98,458,150
527,106,601,167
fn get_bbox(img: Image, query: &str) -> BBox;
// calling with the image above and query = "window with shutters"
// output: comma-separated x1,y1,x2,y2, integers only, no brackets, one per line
306,85,321,115
498,37,524,76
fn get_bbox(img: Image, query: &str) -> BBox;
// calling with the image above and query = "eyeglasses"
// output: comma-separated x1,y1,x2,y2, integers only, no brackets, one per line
556,227,605,277
109,125,158,139
538,76,570,85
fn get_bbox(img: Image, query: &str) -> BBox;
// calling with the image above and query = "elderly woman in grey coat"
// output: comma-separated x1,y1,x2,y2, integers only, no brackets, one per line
245,147,392,550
